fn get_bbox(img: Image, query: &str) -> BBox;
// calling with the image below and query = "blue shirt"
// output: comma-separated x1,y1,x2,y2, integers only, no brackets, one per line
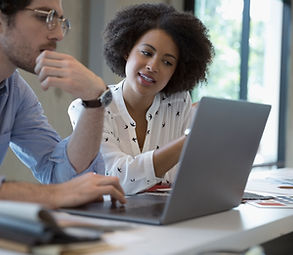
0,71,104,184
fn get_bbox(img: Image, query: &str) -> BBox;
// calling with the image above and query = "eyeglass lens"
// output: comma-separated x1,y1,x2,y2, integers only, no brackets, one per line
46,9,70,35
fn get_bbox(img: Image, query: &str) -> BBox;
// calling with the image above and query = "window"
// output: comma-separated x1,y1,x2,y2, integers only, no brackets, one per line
186,0,290,168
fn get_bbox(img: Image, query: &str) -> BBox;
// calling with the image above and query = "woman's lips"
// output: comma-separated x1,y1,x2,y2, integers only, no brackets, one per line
139,73,155,84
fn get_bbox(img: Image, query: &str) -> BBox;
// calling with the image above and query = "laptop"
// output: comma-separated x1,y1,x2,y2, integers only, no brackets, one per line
61,97,271,225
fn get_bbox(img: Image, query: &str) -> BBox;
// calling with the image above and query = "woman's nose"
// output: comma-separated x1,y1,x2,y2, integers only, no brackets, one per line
146,59,159,72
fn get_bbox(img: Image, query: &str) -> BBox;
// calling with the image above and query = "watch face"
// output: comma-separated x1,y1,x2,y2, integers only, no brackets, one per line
102,89,113,107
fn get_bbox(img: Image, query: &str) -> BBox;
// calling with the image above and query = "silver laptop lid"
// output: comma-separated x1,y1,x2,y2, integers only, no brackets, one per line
161,97,271,224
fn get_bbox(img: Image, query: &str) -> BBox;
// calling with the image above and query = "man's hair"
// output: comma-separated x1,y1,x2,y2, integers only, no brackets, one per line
104,3,214,96
0,0,32,25
0,0,32,15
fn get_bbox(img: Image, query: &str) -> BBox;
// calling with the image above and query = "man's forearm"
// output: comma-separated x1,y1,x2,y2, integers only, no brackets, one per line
0,182,58,209
34,51,108,174
0,173,126,209
67,107,104,173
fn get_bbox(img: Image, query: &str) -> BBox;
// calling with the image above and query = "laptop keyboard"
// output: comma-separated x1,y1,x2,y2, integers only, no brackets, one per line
242,192,274,200
124,193,167,209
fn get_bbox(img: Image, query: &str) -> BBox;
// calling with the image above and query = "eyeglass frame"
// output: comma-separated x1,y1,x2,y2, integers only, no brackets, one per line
23,8,71,36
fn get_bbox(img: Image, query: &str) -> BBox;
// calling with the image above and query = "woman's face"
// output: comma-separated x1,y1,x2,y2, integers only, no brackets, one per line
124,29,179,100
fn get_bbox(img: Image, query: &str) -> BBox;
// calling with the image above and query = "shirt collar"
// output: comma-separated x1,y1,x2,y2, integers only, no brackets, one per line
113,79,163,118
0,79,7,95
0,80,5,89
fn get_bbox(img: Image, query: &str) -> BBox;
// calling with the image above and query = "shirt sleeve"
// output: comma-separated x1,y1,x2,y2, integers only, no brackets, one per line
10,76,100,184
48,137,105,183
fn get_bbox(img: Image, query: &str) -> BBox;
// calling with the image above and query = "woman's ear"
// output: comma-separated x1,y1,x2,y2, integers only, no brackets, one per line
0,12,3,33
124,54,128,61
0,12,7,33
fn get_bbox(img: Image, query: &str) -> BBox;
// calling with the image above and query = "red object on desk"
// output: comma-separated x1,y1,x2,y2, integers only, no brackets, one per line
278,186,293,189
144,183,171,192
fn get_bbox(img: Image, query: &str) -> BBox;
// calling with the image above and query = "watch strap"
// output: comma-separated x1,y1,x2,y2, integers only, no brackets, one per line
82,98,102,108
82,87,111,108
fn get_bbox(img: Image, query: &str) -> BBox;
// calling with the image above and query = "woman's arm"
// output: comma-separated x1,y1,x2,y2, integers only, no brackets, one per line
153,135,186,178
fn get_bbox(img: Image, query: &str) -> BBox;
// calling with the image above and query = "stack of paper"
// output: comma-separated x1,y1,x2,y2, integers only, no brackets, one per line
245,168,293,208
0,201,111,254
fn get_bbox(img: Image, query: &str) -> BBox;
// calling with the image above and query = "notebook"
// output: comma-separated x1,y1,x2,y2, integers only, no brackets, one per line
61,97,271,225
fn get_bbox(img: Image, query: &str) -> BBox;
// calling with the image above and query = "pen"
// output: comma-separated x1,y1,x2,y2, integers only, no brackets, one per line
278,186,293,189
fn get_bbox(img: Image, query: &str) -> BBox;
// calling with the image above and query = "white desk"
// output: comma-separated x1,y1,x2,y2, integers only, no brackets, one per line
51,200,293,255
2,169,293,255
62,169,293,254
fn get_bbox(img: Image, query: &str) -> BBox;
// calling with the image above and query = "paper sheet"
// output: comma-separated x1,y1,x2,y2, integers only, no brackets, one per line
245,168,293,195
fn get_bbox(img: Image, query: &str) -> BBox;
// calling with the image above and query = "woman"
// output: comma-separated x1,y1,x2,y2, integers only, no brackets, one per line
68,3,214,194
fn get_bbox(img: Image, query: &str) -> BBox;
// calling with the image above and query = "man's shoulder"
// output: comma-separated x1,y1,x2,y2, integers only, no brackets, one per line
8,70,30,90
7,70,39,106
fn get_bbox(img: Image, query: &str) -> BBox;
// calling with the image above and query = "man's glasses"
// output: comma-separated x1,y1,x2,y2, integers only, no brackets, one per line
24,8,71,36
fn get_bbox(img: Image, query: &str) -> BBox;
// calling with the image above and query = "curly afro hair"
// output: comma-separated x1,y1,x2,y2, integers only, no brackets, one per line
103,3,214,96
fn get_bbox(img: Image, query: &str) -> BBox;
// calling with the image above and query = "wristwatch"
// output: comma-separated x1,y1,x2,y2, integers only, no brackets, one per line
82,87,112,108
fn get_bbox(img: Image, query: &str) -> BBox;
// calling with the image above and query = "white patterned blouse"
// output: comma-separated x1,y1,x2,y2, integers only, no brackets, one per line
68,80,193,195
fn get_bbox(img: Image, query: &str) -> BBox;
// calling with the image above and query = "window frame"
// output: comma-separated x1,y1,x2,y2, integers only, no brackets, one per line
184,0,291,168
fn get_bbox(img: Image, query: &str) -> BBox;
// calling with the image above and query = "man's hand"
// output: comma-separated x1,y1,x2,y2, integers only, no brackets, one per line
52,172,126,209
0,173,126,209
34,50,106,100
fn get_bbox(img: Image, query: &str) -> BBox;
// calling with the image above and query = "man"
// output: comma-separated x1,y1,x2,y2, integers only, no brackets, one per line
0,0,126,208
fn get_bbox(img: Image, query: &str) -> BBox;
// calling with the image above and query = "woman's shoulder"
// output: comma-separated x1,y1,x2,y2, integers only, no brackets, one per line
108,81,124,92
105,81,127,117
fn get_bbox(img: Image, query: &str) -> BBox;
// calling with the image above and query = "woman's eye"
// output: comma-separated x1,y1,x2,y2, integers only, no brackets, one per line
163,60,173,66
141,50,152,56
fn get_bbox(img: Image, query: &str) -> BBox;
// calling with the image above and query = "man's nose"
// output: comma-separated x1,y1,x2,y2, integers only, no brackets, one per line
48,23,64,42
